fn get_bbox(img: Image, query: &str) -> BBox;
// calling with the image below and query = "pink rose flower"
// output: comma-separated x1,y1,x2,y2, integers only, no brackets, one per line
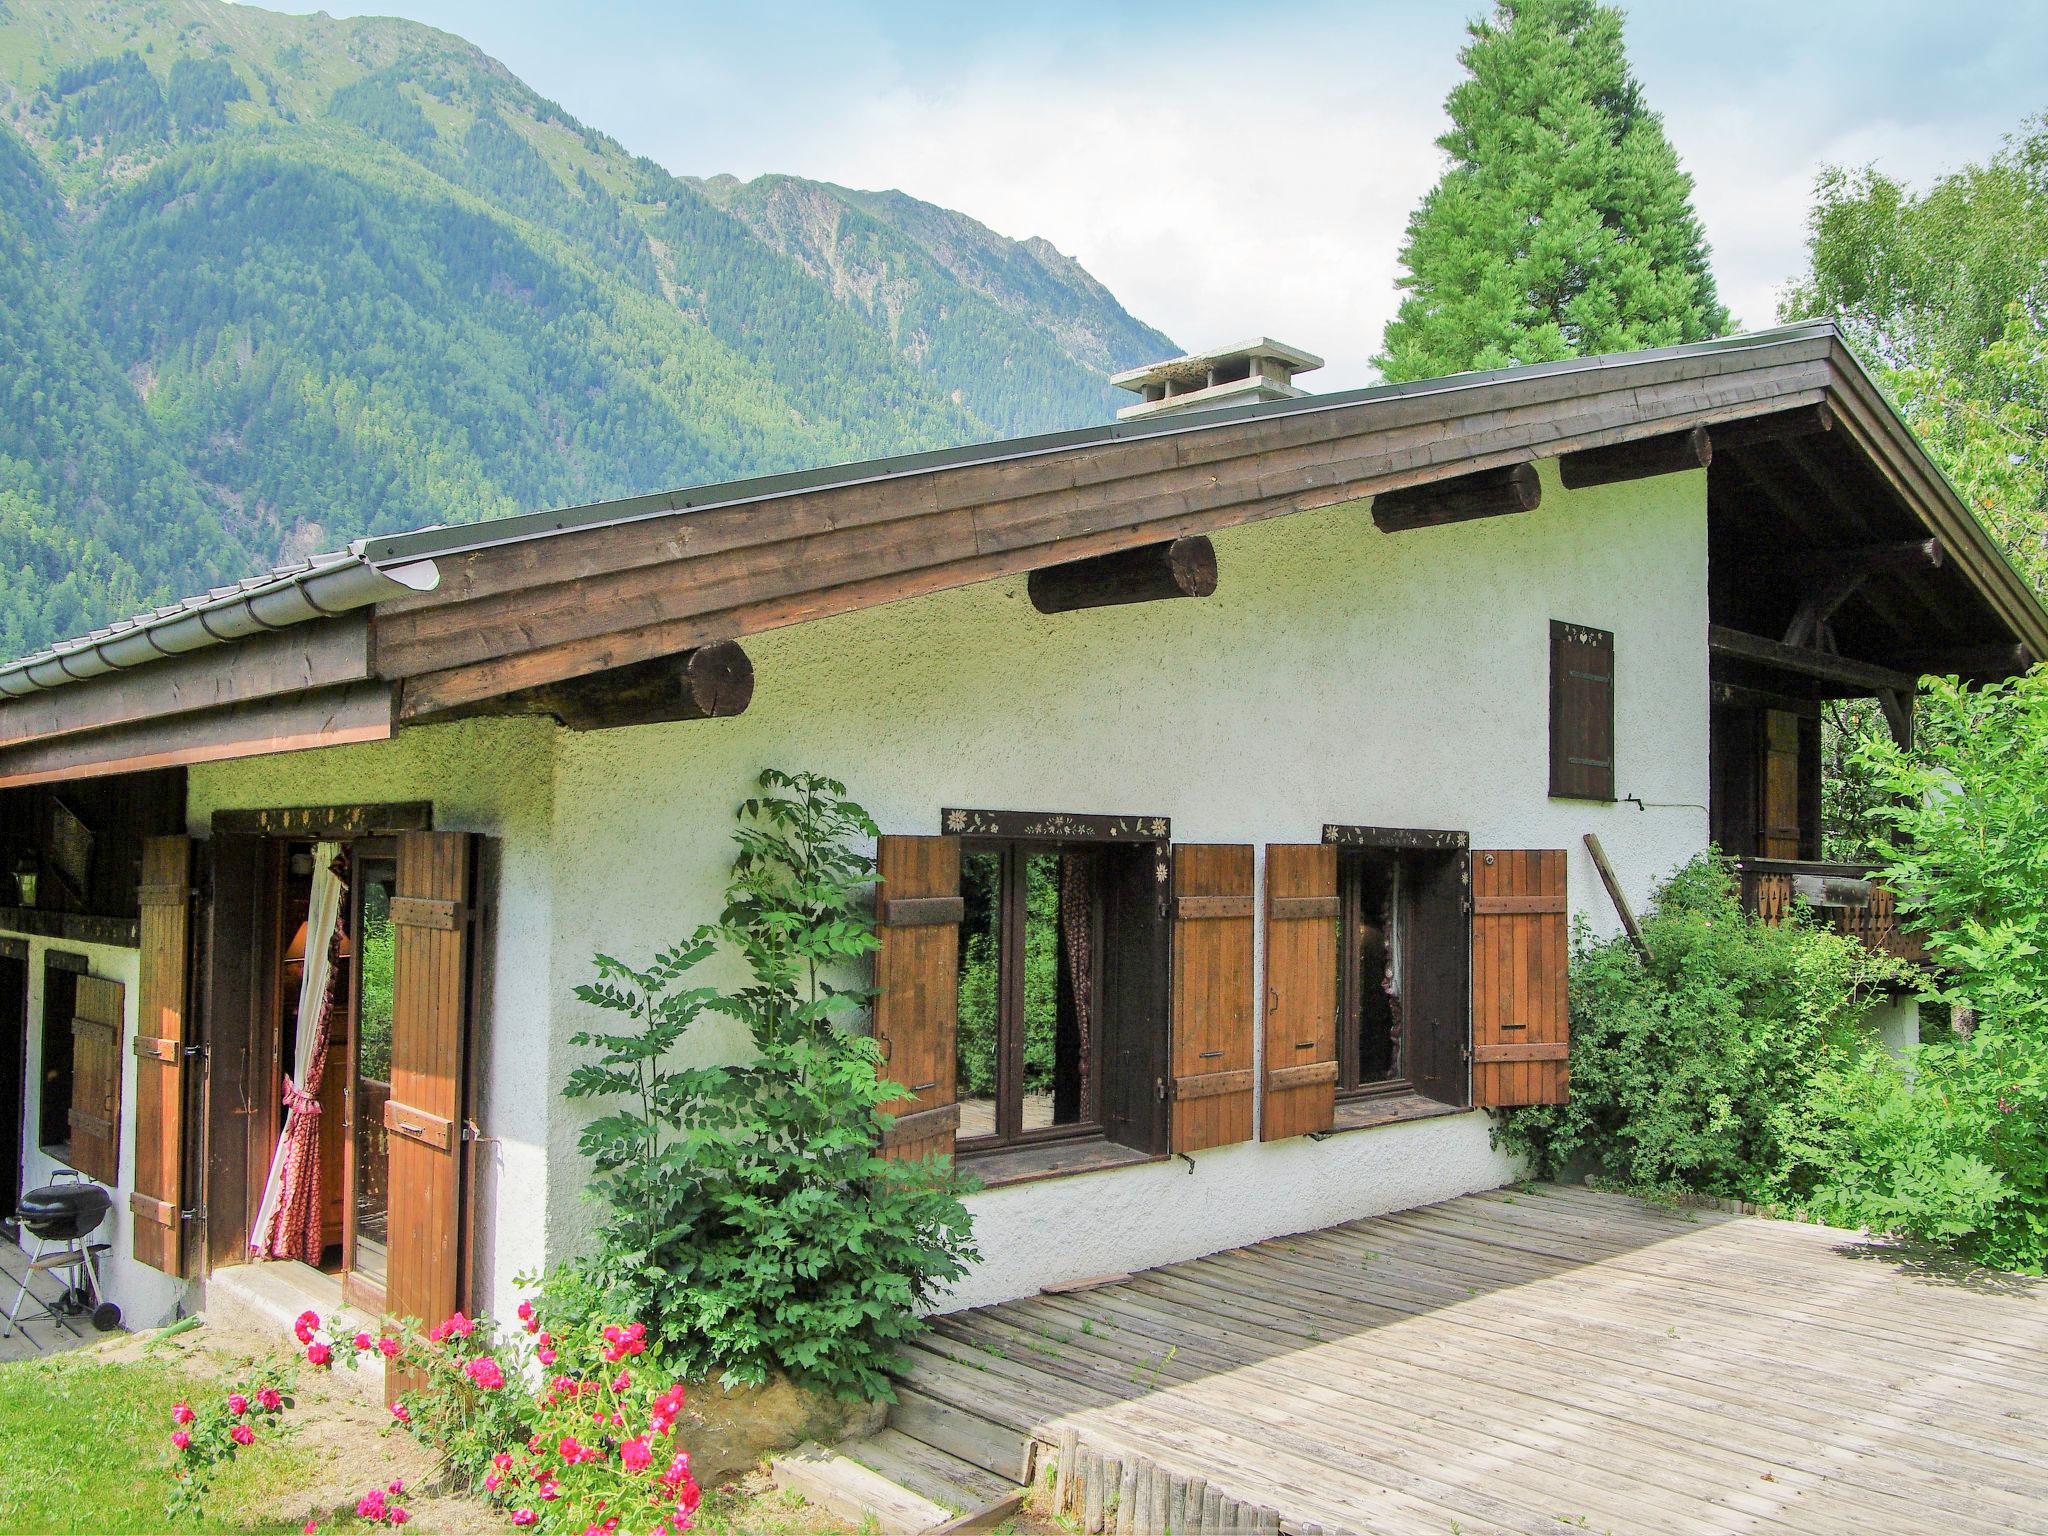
390,1402,411,1423
171,1402,195,1425
537,1347,557,1366
484,1472,503,1493
171,1429,191,1451
306,1342,332,1367
377,1336,400,1358
293,1309,320,1344
389,1511,409,1527
257,1388,283,1411
619,1436,653,1473
511,1511,537,1527
353,1331,374,1352
303,1521,318,1534
227,1393,249,1416
229,1424,255,1446
464,1355,506,1391
493,1452,514,1471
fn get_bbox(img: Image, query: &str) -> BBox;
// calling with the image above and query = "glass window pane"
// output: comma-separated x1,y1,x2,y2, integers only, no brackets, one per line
1023,849,1096,1131
954,849,1003,1142
1355,857,1401,1085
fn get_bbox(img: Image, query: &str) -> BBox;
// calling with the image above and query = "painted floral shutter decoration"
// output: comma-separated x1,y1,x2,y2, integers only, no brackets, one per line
1260,844,1339,1141
1549,621,1615,801
1170,844,1256,1152
67,974,125,1185
131,835,193,1273
874,834,962,1163
1470,849,1570,1106
385,830,482,1396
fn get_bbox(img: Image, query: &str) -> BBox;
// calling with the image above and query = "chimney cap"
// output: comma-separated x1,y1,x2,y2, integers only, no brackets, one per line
1111,337,1324,420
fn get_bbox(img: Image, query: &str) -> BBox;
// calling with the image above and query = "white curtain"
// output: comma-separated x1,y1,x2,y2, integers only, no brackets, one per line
250,841,346,1255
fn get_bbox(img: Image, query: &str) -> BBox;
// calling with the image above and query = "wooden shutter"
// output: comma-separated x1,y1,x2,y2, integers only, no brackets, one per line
1759,708,1809,859
131,835,193,1273
1549,622,1615,801
1170,844,1255,1153
874,835,961,1163
1470,849,1569,1107
68,974,125,1184
386,831,479,1389
1261,845,1338,1141
1100,842,1171,1156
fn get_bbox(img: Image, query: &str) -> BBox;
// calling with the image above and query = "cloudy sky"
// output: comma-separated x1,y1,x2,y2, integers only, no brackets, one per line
304,0,2046,391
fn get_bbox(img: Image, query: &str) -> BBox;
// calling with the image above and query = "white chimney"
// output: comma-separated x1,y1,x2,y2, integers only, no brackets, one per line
1110,337,1323,421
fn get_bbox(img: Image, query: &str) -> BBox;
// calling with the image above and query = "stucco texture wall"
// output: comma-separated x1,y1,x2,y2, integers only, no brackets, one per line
542,461,1714,1306
185,718,558,1322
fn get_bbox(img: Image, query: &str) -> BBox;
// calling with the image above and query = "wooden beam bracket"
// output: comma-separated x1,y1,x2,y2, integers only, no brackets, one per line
1028,536,1217,615
1371,461,1540,534
1558,425,1711,489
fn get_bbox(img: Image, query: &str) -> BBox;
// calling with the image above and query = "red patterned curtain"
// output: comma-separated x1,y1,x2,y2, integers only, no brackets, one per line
250,846,348,1262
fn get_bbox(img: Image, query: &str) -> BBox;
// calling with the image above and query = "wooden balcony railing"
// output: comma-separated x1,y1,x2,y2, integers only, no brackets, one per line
1733,858,1928,965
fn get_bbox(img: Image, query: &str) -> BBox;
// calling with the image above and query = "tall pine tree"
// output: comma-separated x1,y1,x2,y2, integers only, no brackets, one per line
1377,0,1729,382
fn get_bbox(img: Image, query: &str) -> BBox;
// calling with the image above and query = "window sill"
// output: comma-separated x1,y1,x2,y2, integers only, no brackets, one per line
957,1136,1163,1191
1329,1091,1469,1136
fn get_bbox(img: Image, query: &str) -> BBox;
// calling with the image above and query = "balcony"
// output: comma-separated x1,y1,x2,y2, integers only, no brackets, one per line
1732,858,1928,965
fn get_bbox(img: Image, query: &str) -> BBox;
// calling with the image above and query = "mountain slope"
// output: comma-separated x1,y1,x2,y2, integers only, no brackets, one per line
0,0,1174,653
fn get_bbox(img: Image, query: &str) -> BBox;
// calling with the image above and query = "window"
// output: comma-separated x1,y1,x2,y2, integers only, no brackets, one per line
1327,828,1470,1108
956,842,1106,1147
1550,621,1615,801
36,952,85,1156
941,809,1171,1160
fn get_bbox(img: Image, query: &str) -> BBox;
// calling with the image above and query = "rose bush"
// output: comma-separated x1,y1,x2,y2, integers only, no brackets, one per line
296,1294,702,1535
164,1359,298,1523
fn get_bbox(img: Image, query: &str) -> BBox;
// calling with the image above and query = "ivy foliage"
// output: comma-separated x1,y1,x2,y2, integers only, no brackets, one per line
563,770,978,1400
1376,0,1728,382
1493,854,1908,1201
1784,672,2048,1272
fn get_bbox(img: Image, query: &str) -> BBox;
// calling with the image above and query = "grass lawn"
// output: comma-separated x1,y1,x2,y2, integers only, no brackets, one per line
0,1327,861,1536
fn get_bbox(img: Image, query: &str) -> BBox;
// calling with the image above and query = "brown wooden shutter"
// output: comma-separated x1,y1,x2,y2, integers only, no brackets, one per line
68,974,125,1184
1470,849,1569,1107
873,835,961,1163
1170,844,1255,1153
1760,708,1804,859
385,831,479,1389
1261,844,1338,1141
1549,622,1615,801
130,835,192,1273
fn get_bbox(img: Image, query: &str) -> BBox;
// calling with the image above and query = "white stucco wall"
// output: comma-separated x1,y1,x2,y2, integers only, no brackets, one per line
186,718,558,1323
538,461,1714,1306
6,933,185,1328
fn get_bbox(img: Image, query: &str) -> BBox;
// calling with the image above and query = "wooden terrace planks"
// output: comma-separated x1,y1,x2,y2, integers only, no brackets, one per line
896,1185,2048,1535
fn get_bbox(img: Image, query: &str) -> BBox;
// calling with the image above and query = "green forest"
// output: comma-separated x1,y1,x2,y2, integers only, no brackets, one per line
0,0,1174,657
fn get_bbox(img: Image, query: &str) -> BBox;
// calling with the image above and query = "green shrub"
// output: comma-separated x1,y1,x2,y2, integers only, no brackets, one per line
1493,853,1908,1201
561,770,979,1400
1784,671,2048,1271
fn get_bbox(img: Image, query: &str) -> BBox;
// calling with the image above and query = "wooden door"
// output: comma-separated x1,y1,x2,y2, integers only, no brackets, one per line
1470,849,1569,1107
384,831,478,1389
68,975,125,1185
1170,844,1255,1153
131,835,193,1273
1261,844,1338,1141
873,835,962,1162
201,833,266,1274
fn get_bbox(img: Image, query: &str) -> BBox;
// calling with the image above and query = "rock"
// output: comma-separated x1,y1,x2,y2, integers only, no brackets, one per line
681,1373,886,1488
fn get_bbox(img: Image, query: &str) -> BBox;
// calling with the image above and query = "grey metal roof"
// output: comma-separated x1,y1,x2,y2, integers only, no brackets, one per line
363,323,1847,566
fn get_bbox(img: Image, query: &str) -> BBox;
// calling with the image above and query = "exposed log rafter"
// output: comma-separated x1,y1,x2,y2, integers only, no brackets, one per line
1370,462,1541,534
425,641,754,730
1028,536,1218,615
1783,539,1945,648
1558,425,1712,489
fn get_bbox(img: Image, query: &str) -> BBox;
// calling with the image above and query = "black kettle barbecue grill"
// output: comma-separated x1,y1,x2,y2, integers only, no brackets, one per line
4,1172,121,1336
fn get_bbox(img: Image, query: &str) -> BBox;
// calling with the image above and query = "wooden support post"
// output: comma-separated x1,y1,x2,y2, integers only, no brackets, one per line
1370,461,1541,533
450,641,753,730
1877,687,1915,750
1054,1429,1077,1513
1558,425,1711,489
1083,1451,1106,1532
1116,1460,1138,1536
1200,1484,1224,1534
1708,402,1834,451
1583,833,1649,960
1029,536,1218,614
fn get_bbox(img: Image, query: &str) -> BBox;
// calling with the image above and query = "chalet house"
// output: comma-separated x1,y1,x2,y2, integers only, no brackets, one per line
1,323,2041,1361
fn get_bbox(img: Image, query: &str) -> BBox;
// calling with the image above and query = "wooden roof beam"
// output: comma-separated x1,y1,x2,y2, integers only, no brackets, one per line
1895,642,2034,678
1370,462,1541,534
1708,402,1835,452
1028,536,1218,615
1558,426,1711,489
432,642,754,730
1708,624,1917,696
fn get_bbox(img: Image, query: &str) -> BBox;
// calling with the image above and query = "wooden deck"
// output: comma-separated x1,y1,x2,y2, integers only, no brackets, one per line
896,1185,2048,1535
